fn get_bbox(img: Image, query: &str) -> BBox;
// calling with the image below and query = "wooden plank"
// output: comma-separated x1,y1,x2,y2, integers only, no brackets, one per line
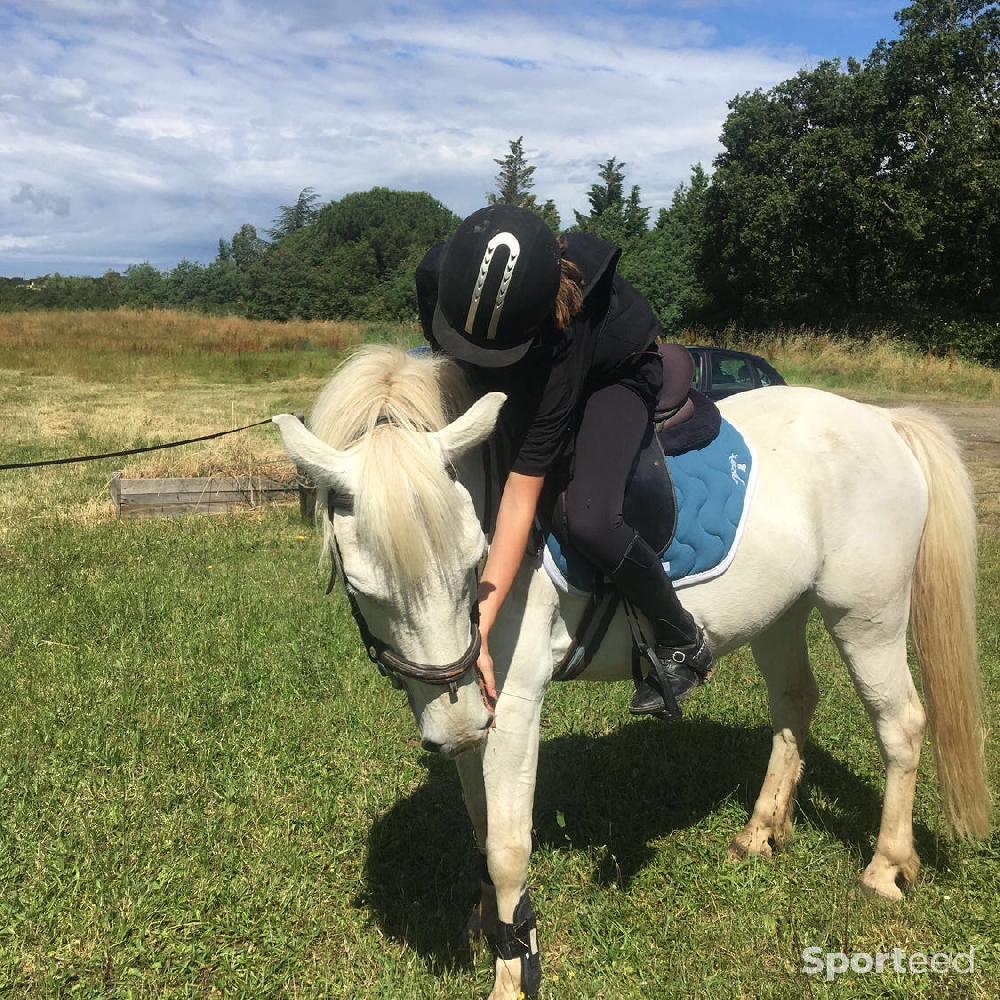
299,484,317,520
119,500,269,519
113,474,302,519
121,488,297,505
116,476,294,496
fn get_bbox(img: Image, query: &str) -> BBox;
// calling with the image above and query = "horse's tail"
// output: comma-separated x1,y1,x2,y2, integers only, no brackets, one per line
889,407,991,839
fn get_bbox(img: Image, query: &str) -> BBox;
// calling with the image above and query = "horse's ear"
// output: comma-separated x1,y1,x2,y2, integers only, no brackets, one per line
430,392,506,464
272,413,357,494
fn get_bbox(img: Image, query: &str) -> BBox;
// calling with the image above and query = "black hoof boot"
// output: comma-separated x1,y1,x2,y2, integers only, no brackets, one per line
629,631,714,720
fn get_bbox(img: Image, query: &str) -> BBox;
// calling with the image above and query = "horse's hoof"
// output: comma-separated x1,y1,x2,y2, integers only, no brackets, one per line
859,852,919,901
859,871,905,902
728,838,771,861
728,820,788,861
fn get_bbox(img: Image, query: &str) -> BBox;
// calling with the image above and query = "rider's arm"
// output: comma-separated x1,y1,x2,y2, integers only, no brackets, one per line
476,471,545,703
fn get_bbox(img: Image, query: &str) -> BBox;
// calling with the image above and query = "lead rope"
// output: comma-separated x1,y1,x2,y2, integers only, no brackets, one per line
0,417,274,471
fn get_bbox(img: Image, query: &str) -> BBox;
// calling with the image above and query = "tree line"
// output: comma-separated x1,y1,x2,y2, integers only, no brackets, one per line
2,0,996,364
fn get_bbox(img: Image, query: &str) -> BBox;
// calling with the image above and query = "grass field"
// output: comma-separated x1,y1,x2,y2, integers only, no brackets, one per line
0,311,997,998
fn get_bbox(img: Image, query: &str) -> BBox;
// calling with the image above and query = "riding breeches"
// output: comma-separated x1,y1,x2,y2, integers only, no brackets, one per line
562,381,653,574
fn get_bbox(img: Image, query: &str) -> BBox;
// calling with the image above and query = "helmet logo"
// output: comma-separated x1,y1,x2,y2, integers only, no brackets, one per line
464,232,521,341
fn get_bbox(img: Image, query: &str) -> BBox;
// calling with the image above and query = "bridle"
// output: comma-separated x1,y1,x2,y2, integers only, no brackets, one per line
326,494,483,697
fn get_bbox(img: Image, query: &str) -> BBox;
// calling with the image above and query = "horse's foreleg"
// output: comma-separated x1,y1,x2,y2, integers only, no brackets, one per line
482,692,543,1000
731,602,817,861
456,746,498,943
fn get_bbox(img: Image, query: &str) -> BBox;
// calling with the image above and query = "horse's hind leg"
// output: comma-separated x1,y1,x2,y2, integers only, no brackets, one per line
730,600,818,860
822,605,925,901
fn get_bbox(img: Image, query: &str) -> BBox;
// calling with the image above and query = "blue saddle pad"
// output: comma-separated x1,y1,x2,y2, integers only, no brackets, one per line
543,418,756,594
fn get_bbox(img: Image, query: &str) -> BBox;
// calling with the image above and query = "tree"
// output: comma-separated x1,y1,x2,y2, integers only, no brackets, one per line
244,188,460,321
121,263,169,309
701,0,999,334
318,188,459,278
624,185,651,240
875,0,1000,310
245,226,369,321
537,199,561,233
487,137,561,231
575,157,626,225
487,136,537,207
230,224,268,272
164,258,242,313
621,165,710,334
267,187,322,241
574,157,649,247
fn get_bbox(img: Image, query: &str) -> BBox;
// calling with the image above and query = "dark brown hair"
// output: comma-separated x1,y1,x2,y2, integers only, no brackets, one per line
554,236,584,330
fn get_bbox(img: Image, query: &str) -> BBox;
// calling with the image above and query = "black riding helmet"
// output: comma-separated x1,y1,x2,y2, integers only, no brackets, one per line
432,205,561,368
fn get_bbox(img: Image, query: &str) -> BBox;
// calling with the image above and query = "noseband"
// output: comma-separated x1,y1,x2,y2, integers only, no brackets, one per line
327,508,482,697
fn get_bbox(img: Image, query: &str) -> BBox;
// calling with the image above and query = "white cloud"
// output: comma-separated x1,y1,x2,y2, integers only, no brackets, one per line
0,234,49,251
0,0,808,275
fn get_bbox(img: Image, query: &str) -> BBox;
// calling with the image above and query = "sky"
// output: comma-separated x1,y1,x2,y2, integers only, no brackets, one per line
0,0,904,278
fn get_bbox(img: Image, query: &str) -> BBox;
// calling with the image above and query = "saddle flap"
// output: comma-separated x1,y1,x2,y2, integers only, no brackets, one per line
621,424,675,555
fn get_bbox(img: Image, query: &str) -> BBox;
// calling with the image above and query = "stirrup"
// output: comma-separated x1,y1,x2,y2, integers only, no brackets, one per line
629,633,713,721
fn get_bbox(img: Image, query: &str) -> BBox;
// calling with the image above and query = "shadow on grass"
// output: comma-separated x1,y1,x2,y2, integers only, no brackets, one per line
361,717,946,972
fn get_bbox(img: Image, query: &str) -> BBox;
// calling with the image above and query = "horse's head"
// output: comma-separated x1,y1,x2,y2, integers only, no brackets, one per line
273,347,504,757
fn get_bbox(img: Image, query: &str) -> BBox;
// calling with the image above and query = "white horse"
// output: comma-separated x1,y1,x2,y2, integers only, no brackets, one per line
274,345,989,1000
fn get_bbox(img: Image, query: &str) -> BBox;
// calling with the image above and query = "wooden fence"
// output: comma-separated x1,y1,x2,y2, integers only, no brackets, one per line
112,472,314,519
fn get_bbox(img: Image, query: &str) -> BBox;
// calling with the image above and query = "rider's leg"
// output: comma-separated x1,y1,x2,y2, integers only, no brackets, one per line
611,532,714,716
564,382,713,718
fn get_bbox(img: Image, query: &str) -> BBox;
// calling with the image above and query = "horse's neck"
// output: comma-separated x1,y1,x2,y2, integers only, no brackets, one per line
456,437,500,543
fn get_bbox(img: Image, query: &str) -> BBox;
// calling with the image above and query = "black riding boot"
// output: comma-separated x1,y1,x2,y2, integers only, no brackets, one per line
609,533,714,720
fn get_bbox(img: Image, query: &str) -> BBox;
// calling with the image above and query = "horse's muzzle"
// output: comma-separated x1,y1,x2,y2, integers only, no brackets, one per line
421,717,493,756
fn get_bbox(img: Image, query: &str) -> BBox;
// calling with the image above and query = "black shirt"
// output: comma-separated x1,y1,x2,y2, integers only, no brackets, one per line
416,232,663,482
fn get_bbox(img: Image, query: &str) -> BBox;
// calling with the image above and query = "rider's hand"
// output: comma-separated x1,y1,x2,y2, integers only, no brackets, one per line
477,633,497,712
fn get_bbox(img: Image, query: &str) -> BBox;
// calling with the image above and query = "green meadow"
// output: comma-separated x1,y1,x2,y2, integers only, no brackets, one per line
0,311,997,998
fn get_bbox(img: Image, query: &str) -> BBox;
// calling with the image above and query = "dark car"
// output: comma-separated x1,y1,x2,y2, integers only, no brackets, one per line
685,346,786,401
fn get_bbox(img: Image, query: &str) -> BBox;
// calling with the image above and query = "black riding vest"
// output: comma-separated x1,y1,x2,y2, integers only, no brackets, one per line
416,232,664,484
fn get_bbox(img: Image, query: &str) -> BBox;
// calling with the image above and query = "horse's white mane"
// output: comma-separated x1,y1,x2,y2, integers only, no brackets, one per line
310,345,475,589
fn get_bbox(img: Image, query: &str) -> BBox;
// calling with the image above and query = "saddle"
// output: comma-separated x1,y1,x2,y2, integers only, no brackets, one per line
550,343,722,557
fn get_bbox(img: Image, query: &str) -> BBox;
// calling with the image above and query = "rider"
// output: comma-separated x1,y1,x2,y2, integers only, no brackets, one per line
416,205,713,720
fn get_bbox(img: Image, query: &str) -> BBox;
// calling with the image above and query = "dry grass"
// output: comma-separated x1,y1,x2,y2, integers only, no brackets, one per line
2,312,996,536
2,310,994,397
700,328,1000,400
0,308,362,359
0,310,377,531
0,309,373,385
0,371,317,536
